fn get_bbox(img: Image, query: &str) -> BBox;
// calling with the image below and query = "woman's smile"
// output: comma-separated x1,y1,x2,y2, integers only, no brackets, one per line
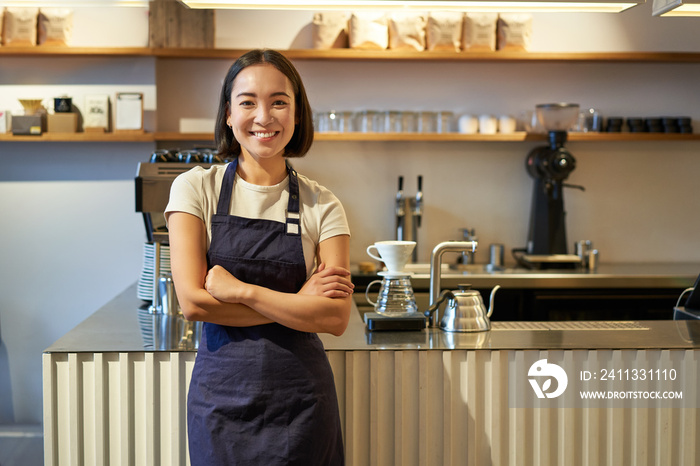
251,130,280,140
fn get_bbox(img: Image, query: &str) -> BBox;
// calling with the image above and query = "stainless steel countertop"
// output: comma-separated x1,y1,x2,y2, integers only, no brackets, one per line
44,283,700,354
354,262,700,289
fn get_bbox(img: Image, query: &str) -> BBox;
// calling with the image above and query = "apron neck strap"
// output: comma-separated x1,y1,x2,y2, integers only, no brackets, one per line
285,162,301,236
215,158,302,236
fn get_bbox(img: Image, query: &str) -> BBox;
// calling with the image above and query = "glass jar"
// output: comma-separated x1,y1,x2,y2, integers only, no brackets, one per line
357,110,381,133
383,110,402,133
436,111,454,133
418,111,437,133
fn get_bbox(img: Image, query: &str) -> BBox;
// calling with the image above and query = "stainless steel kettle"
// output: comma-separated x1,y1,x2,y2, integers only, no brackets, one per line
426,284,500,332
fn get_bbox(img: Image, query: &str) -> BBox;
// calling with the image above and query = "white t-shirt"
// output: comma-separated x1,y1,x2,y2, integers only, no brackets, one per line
164,163,350,278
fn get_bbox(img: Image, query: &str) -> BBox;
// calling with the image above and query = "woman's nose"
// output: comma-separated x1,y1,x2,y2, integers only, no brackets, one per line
254,107,274,126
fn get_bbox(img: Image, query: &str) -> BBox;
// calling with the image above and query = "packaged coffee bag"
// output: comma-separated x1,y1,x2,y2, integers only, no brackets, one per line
38,8,73,46
349,12,388,50
463,13,497,52
388,12,426,51
426,12,463,52
3,7,39,46
497,14,533,52
312,12,348,49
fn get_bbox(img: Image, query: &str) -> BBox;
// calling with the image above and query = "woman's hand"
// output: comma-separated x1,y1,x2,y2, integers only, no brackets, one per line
205,265,249,304
299,262,354,298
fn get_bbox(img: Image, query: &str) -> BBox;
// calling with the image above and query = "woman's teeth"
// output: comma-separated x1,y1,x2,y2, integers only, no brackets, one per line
253,132,276,138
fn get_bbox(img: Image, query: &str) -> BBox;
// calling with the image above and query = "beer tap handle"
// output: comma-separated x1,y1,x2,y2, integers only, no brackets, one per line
396,176,405,215
414,175,423,228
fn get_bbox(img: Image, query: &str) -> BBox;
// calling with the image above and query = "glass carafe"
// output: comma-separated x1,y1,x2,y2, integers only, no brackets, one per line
365,273,418,317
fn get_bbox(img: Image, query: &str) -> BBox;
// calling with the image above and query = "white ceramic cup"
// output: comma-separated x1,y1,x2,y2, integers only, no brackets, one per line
458,114,479,134
366,240,416,273
478,114,497,134
498,115,517,134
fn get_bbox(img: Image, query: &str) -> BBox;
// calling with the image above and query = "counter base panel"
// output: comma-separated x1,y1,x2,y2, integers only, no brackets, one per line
43,349,699,466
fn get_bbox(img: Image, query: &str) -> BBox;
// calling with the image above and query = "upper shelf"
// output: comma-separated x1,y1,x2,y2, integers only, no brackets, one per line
2,46,700,63
1,131,698,143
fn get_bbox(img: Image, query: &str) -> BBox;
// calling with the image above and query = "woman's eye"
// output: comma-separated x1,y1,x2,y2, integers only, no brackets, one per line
239,101,254,107
273,100,288,107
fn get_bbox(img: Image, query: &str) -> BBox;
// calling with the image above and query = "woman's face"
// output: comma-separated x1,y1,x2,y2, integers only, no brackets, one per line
227,63,296,163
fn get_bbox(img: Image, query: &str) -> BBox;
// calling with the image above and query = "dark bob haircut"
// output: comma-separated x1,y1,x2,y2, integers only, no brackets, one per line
215,49,314,159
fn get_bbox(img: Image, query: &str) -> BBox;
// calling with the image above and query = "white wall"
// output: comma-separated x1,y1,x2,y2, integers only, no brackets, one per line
0,3,699,424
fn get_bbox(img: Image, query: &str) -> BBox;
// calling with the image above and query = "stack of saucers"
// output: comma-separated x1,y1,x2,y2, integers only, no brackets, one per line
137,242,171,302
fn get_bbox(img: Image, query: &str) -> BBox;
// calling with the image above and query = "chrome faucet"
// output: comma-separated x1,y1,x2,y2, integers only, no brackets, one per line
396,175,423,263
428,241,478,327
459,228,478,264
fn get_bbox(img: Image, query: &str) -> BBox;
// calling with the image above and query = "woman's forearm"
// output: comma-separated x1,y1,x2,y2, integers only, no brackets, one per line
240,283,352,336
178,287,274,327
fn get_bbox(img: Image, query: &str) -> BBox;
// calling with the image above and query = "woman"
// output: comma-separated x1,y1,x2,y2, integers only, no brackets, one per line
165,49,353,465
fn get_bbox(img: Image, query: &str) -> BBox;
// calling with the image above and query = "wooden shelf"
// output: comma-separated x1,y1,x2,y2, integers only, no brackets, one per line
2,131,696,143
2,46,700,63
0,46,153,57
154,132,214,142
0,132,155,142
161,131,700,143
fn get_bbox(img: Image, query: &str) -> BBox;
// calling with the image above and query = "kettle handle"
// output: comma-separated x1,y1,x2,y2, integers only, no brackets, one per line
487,285,501,318
365,280,383,307
424,289,452,318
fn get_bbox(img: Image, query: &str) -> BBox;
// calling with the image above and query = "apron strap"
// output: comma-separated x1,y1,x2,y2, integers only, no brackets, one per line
286,164,301,236
216,158,238,216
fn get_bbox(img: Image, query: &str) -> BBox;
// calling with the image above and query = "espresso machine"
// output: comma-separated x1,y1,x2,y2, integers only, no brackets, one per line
135,149,221,349
521,103,584,269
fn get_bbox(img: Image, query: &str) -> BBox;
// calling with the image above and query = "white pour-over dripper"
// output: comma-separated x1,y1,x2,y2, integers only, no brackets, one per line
366,240,416,274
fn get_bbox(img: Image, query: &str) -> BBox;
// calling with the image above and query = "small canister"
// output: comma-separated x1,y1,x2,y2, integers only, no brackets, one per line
575,240,592,268
54,96,72,113
489,243,504,268
588,249,599,272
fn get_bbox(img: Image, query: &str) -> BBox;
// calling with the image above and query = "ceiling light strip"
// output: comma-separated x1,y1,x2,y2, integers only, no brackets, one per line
179,0,640,13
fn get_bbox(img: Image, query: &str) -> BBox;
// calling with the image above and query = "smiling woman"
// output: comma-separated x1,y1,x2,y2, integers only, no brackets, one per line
164,49,352,465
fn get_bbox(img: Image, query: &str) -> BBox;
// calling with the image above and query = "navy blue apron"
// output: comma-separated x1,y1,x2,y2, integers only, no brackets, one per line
187,158,344,465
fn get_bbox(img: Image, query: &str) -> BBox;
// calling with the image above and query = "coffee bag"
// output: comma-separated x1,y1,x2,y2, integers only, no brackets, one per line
426,12,463,52
388,12,426,51
349,12,388,50
312,12,348,49
463,13,497,52
38,8,73,46
497,14,533,52
3,7,39,46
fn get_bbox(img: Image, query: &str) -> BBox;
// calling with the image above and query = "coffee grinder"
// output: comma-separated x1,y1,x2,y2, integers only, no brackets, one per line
521,103,584,269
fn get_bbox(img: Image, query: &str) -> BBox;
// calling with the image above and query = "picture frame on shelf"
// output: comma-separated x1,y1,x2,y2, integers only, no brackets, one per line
115,92,144,133
84,94,110,132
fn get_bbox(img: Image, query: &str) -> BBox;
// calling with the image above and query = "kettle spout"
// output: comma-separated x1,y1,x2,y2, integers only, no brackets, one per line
487,285,501,318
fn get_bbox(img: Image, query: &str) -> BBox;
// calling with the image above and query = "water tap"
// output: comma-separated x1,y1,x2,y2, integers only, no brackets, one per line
459,228,478,264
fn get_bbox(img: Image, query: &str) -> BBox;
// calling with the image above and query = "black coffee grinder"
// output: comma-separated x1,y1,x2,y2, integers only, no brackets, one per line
522,103,584,269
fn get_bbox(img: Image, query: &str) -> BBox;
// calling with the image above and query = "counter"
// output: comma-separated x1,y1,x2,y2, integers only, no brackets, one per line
44,282,700,466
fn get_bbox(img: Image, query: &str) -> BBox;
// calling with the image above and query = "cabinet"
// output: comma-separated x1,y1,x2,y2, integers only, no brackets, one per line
2,46,699,144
